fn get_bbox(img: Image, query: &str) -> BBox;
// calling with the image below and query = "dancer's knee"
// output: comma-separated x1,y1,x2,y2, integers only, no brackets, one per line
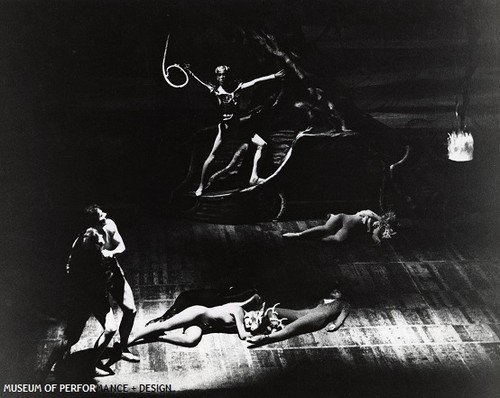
104,325,117,336
122,306,137,318
205,153,215,164
183,336,202,348
103,316,118,335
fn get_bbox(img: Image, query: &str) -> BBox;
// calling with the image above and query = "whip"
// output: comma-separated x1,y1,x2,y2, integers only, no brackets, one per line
162,32,189,88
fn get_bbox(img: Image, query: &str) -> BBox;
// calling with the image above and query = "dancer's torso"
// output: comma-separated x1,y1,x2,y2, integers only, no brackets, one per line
199,304,238,331
214,85,241,121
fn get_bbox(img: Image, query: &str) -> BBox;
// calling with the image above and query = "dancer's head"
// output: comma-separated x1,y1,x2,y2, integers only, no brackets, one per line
244,302,285,335
244,301,266,333
82,227,105,248
377,211,397,239
84,204,107,226
69,227,105,274
215,65,230,85
327,289,342,300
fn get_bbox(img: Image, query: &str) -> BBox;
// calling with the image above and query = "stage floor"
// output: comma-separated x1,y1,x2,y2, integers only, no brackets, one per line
30,215,500,397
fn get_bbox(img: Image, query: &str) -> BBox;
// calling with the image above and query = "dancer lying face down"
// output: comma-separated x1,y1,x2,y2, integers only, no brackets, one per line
128,293,262,347
246,289,350,347
283,210,396,245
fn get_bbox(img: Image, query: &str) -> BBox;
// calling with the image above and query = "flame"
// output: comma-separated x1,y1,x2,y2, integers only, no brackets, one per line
447,130,474,162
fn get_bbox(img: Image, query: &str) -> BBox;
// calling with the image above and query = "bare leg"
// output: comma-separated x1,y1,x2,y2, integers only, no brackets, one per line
320,227,350,243
157,325,203,348
94,310,118,375
36,313,89,382
35,339,70,382
283,225,332,240
283,214,342,241
205,143,248,190
94,310,117,361
109,266,139,361
196,124,224,196
129,305,207,346
249,134,267,185
118,283,136,345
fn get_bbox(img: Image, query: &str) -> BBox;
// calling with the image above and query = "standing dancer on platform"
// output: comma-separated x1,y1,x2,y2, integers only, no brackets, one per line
184,65,285,196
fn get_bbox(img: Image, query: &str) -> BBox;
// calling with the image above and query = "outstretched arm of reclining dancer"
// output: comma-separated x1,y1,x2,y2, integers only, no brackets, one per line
326,304,350,332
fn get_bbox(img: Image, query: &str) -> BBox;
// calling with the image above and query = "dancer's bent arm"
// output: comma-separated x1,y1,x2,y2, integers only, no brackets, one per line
326,304,350,332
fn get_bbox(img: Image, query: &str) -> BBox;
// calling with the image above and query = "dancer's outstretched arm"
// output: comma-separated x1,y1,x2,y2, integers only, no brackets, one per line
184,66,215,92
240,69,285,89
247,312,324,347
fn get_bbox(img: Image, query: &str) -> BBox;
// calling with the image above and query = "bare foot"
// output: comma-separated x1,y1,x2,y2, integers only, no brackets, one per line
283,232,301,239
195,186,203,197
249,177,265,186
95,363,115,377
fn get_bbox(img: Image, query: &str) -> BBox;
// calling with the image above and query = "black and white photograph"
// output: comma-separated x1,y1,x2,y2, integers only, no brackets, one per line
1,0,499,397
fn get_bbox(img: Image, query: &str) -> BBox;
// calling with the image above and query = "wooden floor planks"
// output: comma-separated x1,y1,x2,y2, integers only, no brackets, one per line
31,216,500,397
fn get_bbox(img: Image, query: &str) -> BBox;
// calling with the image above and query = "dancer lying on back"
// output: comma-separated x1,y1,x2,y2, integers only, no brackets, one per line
283,210,396,245
128,293,262,347
246,289,350,347
145,286,259,326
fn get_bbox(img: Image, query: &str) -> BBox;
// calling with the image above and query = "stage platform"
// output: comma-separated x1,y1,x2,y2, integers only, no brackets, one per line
28,214,500,397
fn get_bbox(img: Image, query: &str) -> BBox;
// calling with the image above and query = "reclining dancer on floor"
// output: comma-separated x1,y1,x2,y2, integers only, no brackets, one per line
145,286,260,326
283,210,396,246
128,293,264,347
184,64,285,196
246,289,350,347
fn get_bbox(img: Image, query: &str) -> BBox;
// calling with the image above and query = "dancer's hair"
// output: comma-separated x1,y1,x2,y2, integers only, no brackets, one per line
379,211,397,239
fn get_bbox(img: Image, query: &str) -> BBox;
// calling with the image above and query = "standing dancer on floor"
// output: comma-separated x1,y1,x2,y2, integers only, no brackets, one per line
82,204,140,364
36,226,136,380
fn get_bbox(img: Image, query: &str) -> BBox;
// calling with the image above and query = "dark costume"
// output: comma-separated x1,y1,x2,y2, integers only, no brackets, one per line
65,234,127,343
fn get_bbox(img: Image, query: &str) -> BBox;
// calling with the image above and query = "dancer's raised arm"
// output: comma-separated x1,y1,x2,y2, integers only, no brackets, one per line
183,65,215,92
